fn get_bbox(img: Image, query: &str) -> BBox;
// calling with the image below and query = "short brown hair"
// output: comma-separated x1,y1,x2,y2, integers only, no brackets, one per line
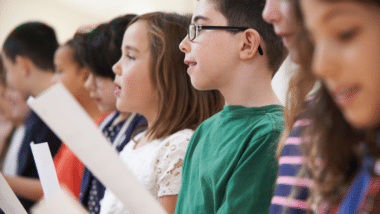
210,0,288,76
130,12,225,140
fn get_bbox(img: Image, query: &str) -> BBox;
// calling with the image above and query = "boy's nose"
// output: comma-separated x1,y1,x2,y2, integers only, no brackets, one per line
179,36,190,53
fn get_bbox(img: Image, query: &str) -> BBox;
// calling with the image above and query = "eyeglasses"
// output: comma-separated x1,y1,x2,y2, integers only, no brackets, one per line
187,23,264,56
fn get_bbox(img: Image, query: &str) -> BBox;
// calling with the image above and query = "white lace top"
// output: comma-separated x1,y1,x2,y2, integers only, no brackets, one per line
99,129,193,214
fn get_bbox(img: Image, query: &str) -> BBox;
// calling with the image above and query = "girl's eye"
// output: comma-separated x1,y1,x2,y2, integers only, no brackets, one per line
126,55,135,60
338,28,358,41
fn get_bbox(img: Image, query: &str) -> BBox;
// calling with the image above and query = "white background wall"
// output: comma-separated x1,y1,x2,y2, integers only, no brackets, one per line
0,0,197,44
0,0,294,105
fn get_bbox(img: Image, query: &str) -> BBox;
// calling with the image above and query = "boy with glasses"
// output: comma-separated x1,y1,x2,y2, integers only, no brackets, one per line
176,0,287,213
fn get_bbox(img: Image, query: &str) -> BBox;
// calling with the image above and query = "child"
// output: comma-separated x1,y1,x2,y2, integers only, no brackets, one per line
78,15,147,214
99,12,224,214
0,57,30,171
296,0,380,212
52,39,104,199
0,57,15,159
175,0,287,213
1,22,62,211
0,36,105,202
263,0,317,212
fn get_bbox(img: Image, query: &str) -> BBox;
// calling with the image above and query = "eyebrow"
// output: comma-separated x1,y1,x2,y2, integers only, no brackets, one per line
322,8,355,23
193,15,210,23
124,45,139,53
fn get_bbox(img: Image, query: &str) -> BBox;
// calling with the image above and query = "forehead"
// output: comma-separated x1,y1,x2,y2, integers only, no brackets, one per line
122,21,150,52
193,0,228,24
302,0,376,29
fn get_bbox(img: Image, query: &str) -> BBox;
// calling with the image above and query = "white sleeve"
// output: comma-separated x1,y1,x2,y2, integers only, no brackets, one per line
155,130,192,197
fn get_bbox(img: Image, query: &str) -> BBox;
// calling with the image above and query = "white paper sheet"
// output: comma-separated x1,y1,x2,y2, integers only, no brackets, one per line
0,173,27,214
27,83,167,214
30,142,60,199
31,188,88,214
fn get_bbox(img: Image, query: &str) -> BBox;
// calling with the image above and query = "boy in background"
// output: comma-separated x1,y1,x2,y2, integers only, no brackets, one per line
1,22,62,211
176,0,287,213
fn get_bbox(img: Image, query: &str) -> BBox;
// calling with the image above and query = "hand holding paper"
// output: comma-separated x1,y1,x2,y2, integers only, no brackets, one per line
0,173,28,214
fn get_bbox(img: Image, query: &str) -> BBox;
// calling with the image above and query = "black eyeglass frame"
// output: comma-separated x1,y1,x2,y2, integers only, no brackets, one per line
188,23,264,56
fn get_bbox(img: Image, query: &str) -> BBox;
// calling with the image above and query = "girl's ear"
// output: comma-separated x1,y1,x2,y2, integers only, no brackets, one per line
239,29,262,60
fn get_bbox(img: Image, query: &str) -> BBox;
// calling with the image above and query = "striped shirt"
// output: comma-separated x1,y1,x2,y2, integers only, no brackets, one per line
270,119,312,214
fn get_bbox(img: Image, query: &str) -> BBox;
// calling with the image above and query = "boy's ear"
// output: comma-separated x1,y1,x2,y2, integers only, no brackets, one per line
15,55,32,77
239,29,262,60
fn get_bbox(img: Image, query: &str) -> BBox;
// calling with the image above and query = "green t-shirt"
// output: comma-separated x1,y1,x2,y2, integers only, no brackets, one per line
175,105,284,214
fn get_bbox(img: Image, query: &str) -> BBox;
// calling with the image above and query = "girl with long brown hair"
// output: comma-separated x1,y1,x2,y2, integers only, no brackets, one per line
295,0,380,212
99,12,224,214
263,0,316,212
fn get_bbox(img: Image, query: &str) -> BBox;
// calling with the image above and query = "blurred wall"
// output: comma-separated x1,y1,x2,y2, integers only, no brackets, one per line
0,0,196,45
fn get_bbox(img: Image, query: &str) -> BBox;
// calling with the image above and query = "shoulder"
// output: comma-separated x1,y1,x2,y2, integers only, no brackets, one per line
95,112,112,125
261,105,284,125
243,108,285,150
248,106,285,137
161,129,194,147
98,111,118,129
131,113,147,126
198,111,222,127
155,129,193,156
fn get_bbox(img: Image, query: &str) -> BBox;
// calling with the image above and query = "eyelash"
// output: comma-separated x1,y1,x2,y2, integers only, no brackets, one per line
338,28,358,41
126,54,135,60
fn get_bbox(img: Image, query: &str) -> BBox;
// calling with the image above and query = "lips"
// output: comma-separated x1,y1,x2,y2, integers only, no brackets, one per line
276,32,293,46
184,60,197,73
91,96,101,103
114,83,121,96
331,86,360,107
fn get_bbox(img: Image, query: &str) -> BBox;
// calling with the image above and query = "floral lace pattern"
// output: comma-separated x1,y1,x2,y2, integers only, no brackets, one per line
99,129,193,214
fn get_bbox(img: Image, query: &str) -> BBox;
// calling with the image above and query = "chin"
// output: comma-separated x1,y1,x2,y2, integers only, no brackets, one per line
344,110,380,130
190,79,214,91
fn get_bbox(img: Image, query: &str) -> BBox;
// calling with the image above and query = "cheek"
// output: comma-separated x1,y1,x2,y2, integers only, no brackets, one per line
342,50,380,128
121,66,154,105
99,84,116,99
61,74,77,94
123,73,144,97
6,72,16,86
0,100,11,118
